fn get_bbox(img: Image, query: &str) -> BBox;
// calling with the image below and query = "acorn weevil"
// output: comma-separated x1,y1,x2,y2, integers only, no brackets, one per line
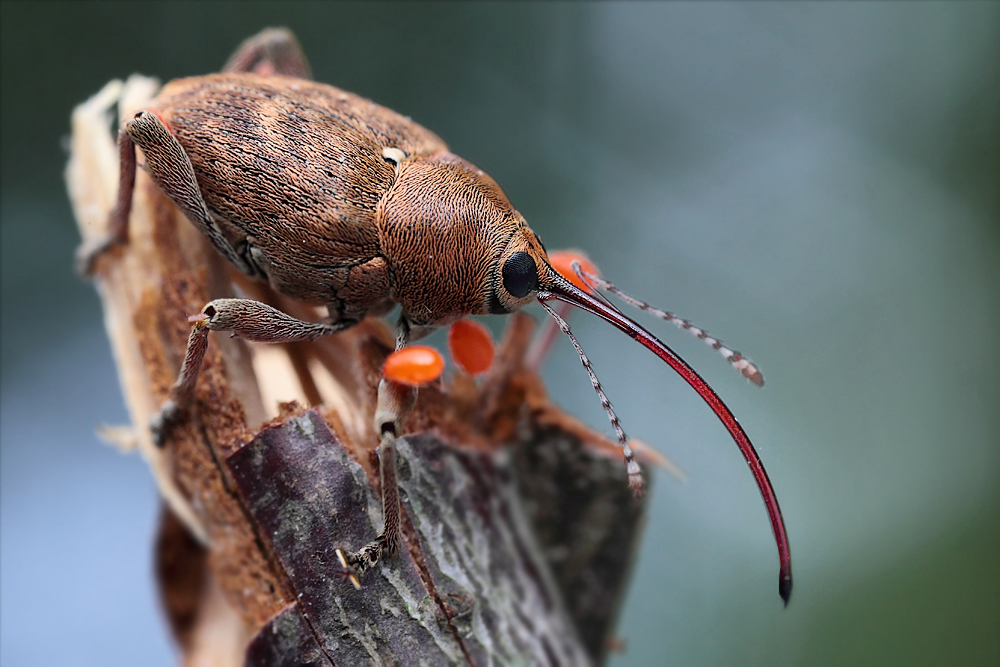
78,27,791,603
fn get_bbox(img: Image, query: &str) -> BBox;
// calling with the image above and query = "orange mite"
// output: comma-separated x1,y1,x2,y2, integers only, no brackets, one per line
448,319,495,376
547,250,599,293
382,345,445,385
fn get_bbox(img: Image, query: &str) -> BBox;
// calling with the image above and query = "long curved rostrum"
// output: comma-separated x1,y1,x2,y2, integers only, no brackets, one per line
536,269,792,605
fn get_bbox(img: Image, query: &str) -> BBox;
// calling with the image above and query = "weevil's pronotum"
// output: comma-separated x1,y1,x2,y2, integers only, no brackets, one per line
78,28,791,603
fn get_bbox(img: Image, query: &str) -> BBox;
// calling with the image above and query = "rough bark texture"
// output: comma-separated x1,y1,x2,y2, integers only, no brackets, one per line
230,410,595,665
68,77,650,666
512,426,649,662
232,411,471,665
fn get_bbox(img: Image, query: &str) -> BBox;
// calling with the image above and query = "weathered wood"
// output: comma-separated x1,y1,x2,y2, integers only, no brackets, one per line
229,410,469,665
512,424,649,663
245,605,326,667
230,408,642,666
69,77,292,639
68,76,651,666
394,432,591,664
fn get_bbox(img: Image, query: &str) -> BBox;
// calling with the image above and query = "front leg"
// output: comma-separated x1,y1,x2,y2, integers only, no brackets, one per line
336,321,416,588
74,126,137,276
152,298,358,446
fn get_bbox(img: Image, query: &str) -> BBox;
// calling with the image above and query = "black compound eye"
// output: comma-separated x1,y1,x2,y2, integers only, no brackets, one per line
502,251,538,298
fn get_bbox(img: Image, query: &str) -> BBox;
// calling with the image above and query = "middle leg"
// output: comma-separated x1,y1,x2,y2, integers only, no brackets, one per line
152,298,359,445
336,319,415,587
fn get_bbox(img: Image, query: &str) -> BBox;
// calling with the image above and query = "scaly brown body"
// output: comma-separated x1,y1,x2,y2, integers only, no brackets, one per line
156,73,543,329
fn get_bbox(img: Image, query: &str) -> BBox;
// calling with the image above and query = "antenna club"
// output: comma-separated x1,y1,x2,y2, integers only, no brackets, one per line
628,474,645,498
627,459,644,497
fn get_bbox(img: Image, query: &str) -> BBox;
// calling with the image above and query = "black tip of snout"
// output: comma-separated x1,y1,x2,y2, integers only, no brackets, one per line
779,571,792,607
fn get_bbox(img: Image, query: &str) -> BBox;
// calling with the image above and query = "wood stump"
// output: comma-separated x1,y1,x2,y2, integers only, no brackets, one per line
68,76,649,666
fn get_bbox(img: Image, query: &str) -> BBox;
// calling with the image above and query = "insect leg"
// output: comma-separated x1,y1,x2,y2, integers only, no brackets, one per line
538,299,644,495
151,298,359,446
74,128,137,276
123,111,255,277
336,320,414,587
223,27,312,79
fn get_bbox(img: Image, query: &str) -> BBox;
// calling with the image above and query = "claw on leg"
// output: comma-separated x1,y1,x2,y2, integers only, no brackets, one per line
336,322,414,589
335,535,390,590
335,549,362,590
334,424,403,588
75,236,124,277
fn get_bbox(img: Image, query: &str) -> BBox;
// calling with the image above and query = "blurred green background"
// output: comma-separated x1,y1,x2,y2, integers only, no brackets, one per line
2,2,998,665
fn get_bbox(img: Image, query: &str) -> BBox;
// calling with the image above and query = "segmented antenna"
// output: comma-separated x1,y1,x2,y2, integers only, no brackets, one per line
538,300,644,495
572,262,764,387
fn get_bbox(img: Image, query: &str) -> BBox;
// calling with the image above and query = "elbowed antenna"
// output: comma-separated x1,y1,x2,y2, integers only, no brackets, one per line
537,299,644,495
572,263,765,387
536,268,792,605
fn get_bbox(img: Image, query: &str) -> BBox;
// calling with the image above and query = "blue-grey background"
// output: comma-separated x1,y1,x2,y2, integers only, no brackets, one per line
2,2,998,665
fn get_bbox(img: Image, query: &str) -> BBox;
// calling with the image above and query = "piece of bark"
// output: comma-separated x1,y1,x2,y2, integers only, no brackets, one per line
69,77,291,639
229,410,470,665
68,76,651,666
512,424,648,663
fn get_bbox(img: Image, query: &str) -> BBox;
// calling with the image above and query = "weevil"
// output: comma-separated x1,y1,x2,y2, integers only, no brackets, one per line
78,28,791,603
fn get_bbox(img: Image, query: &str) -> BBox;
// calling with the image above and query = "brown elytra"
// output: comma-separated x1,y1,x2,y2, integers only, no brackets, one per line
147,73,547,329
